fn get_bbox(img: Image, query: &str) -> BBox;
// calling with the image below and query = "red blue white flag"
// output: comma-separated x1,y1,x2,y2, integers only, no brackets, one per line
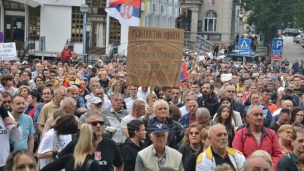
105,0,141,26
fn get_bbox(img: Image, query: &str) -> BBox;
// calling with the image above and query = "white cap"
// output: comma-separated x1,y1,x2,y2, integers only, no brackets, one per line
88,65,93,68
90,97,102,104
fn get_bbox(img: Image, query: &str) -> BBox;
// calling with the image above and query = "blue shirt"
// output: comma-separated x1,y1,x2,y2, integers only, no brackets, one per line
34,103,43,122
13,114,35,150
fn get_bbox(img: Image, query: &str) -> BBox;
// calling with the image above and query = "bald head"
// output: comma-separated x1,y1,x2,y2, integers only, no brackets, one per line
243,156,271,171
67,85,79,92
208,124,226,137
132,100,145,109
282,100,293,111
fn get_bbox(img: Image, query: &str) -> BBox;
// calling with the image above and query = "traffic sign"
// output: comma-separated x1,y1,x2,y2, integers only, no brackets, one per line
238,38,251,51
238,50,252,56
271,38,283,60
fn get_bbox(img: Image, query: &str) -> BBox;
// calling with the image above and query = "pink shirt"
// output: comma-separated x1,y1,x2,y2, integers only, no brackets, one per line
189,116,196,125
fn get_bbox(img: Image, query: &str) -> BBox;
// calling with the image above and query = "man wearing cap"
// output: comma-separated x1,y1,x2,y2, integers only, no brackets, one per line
135,122,184,171
144,99,184,150
197,124,245,171
284,86,300,106
44,81,54,90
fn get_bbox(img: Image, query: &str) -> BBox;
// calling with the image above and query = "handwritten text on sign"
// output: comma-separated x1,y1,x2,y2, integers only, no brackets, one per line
0,43,17,61
126,27,184,88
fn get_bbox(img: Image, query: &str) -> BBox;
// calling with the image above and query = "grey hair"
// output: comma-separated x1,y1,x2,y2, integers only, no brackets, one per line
207,123,226,137
111,92,122,99
54,86,67,94
153,99,169,113
243,156,271,171
95,85,104,91
60,97,75,108
224,85,235,92
196,107,210,118
246,105,261,116
86,109,103,118
185,92,197,101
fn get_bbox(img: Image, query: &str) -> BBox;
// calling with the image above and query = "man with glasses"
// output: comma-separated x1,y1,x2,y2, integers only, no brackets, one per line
196,124,246,170
269,108,291,133
224,85,245,118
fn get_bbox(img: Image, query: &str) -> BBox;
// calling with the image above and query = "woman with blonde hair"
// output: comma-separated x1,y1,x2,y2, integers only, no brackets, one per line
18,85,31,100
277,124,293,156
40,124,99,171
107,80,121,96
5,149,37,171
250,150,273,171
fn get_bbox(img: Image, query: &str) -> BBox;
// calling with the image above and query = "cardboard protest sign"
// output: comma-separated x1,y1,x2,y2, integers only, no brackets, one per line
221,74,232,82
0,43,17,61
126,26,184,88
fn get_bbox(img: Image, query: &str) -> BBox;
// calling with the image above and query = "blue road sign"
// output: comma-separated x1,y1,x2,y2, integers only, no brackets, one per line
238,50,252,56
271,39,283,60
238,38,251,51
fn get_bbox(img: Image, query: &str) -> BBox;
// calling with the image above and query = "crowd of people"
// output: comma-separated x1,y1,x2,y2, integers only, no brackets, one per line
1,46,304,171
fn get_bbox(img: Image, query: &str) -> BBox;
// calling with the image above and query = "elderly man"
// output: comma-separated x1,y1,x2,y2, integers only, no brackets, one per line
179,92,197,116
179,100,198,129
37,86,66,133
196,107,215,128
272,98,294,123
67,85,87,117
86,85,111,109
243,156,271,171
232,105,282,169
103,93,129,145
135,122,184,171
144,99,184,149
277,129,304,171
196,124,245,171
247,92,272,127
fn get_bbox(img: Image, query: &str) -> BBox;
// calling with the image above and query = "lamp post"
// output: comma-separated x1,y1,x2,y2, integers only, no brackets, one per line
80,4,89,62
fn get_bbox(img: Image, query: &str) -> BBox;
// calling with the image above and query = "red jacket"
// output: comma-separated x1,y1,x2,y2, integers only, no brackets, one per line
61,49,72,61
232,125,282,171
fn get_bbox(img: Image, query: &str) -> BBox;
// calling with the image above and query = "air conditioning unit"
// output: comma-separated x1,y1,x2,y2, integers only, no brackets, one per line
161,5,165,12
173,7,176,14
153,3,158,11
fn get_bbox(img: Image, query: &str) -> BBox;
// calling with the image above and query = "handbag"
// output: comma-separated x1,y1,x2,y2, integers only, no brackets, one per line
85,159,94,171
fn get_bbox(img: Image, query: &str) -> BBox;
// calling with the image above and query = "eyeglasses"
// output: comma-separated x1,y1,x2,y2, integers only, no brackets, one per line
189,131,200,136
297,114,304,117
2,100,11,104
88,121,104,126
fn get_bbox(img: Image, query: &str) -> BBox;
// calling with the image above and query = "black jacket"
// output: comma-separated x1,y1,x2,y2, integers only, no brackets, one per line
233,100,245,119
178,144,203,169
277,154,299,171
120,139,144,171
144,117,184,150
197,96,219,117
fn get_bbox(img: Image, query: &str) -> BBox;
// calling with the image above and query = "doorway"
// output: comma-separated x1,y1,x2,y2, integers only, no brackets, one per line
5,16,25,43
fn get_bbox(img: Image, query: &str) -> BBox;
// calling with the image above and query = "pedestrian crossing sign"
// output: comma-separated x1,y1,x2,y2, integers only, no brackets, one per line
238,38,251,51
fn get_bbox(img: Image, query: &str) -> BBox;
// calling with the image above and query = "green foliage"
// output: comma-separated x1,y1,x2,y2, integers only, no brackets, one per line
242,0,301,41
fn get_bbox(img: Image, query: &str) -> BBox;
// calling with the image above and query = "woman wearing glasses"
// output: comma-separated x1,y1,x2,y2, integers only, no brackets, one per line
291,107,304,125
277,124,294,157
57,109,124,171
178,123,203,170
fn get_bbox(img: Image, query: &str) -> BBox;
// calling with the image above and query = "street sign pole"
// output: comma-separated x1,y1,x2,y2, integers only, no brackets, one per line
39,36,46,63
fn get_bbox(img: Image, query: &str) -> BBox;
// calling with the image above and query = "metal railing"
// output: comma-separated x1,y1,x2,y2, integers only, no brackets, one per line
196,34,214,51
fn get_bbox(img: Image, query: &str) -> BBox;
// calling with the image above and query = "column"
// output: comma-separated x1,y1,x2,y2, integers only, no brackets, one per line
191,9,198,41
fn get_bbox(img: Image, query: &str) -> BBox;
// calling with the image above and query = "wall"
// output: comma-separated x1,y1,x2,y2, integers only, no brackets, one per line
40,5,72,52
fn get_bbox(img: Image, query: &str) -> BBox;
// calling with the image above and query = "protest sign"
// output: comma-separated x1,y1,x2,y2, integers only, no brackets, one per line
221,74,232,82
0,43,17,61
126,26,184,88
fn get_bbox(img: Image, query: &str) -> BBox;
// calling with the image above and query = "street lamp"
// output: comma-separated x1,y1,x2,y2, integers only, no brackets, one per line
80,4,89,62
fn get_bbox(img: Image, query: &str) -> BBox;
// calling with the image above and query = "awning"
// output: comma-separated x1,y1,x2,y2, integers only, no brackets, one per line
9,0,42,8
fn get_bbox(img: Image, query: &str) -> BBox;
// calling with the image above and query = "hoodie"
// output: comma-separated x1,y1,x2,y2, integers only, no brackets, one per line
120,139,144,171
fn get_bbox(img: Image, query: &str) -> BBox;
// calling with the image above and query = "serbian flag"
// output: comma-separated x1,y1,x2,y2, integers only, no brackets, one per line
105,0,141,26
209,0,215,5
180,62,188,81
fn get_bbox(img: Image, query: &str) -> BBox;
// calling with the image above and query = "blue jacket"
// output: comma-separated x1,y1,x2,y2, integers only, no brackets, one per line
246,105,272,127
179,113,190,129
233,100,245,119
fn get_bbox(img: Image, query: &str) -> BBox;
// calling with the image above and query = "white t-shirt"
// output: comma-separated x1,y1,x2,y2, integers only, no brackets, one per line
273,108,282,116
121,114,143,142
38,129,72,169
198,55,205,61
124,97,148,113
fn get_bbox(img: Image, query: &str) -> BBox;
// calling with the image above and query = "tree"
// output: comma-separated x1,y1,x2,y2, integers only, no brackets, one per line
242,0,301,56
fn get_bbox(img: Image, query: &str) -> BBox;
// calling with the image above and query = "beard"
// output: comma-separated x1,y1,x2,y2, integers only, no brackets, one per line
202,93,210,100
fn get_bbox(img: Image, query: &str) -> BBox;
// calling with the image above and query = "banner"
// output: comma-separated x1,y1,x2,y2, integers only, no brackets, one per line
126,26,184,88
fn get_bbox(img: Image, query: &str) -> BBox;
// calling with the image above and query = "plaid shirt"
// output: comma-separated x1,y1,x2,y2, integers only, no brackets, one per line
152,145,168,168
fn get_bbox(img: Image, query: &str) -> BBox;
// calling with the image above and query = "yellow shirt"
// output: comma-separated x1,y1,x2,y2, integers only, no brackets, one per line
236,85,245,93
37,100,60,126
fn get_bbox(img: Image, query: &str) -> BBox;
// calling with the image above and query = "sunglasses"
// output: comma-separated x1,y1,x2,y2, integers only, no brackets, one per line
2,100,11,104
189,131,200,136
88,121,104,126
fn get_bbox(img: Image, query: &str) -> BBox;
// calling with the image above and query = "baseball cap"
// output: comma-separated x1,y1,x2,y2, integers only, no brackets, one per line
268,76,276,81
88,65,93,68
80,77,88,81
23,61,28,64
282,94,293,100
90,97,103,104
149,122,169,134
45,81,54,86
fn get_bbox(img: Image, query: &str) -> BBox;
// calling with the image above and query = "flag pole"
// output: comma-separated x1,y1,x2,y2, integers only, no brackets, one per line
140,0,147,26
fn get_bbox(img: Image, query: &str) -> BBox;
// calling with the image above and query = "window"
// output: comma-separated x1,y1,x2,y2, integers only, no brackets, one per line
204,11,217,32
109,18,121,43
71,7,83,42
29,7,40,40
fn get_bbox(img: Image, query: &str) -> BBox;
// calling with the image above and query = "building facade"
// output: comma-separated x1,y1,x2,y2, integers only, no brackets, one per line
0,0,122,59
178,0,242,42
116,0,180,56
